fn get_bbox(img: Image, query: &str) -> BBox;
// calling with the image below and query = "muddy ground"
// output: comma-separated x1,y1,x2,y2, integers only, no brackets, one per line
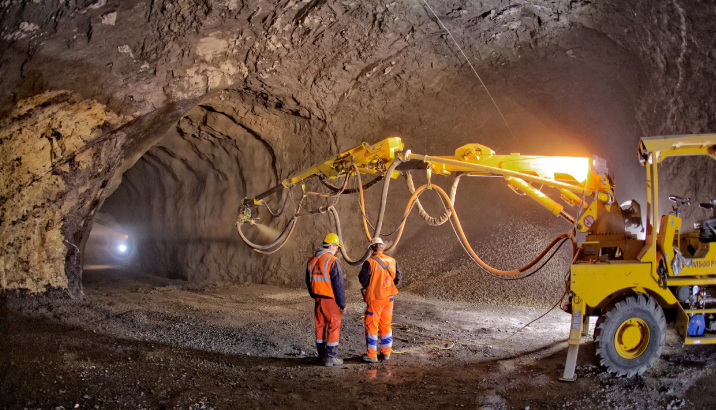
2,269,716,410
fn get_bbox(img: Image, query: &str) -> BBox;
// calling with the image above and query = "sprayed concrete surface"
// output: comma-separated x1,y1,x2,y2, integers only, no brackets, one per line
2,269,716,409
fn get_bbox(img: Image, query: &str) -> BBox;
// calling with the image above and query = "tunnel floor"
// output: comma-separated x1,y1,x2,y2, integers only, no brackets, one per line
2,271,715,409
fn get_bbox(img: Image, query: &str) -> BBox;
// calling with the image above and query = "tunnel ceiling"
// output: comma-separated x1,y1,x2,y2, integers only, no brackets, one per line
1,0,715,298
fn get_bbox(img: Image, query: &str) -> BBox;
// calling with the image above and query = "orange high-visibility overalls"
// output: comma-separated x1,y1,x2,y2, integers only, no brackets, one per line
308,252,342,358
363,255,398,358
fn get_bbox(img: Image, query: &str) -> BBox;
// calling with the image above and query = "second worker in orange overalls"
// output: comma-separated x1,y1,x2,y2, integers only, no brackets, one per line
360,237,402,362
306,233,346,366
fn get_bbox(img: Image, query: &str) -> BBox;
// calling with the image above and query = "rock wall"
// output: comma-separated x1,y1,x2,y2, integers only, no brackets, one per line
0,91,125,296
1,0,715,302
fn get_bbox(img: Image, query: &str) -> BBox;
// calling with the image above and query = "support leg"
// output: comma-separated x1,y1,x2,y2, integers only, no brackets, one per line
560,296,586,382
581,313,590,337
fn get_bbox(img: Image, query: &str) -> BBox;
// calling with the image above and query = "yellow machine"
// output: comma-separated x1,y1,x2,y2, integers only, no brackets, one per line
237,134,716,379
562,134,716,379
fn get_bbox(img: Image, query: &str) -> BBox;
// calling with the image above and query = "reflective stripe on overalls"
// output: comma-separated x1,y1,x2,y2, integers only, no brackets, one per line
309,252,341,358
364,256,398,302
309,253,336,299
365,297,395,358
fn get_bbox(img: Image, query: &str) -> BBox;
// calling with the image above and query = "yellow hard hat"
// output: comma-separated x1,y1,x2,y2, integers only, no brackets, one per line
323,233,340,246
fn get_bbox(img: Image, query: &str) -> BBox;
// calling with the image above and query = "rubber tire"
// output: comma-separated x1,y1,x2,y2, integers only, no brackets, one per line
594,294,666,377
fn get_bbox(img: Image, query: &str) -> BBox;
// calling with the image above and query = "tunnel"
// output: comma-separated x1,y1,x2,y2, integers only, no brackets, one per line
2,0,716,408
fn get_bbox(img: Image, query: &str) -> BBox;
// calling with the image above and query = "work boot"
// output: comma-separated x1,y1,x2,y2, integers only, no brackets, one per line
380,354,390,361
324,357,344,366
317,349,326,364
362,354,378,363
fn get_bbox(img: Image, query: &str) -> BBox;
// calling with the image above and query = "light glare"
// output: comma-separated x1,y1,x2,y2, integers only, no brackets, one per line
546,157,590,183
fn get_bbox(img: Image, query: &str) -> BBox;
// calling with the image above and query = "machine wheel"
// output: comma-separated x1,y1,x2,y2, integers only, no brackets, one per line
594,294,666,377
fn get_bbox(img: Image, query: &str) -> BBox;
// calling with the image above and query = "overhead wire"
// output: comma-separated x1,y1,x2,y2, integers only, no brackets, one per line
420,0,516,140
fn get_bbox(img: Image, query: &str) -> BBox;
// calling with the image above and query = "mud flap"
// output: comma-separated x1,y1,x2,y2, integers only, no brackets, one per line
560,296,586,382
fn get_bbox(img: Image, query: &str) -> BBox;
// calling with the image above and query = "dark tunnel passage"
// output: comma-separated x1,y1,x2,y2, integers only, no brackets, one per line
3,1,716,408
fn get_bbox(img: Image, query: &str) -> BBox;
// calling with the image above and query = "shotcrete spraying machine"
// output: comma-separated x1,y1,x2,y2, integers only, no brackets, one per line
237,134,716,380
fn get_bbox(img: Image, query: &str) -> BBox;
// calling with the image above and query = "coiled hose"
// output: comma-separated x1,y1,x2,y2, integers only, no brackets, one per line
404,172,463,226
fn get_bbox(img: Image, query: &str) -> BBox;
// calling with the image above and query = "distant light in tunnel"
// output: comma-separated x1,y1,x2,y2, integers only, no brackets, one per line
118,244,127,253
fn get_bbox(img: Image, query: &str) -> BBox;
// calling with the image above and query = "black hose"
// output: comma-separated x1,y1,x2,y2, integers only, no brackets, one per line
497,238,570,280
319,173,385,194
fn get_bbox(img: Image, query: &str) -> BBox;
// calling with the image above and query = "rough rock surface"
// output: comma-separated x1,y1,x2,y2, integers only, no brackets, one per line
3,269,716,409
0,0,715,297
0,91,125,296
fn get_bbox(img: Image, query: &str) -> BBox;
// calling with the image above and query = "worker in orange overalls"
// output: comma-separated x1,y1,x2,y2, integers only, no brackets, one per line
359,237,401,362
306,233,346,366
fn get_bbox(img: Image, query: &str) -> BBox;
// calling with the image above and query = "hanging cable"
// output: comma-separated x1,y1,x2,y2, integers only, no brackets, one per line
303,169,354,198
238,156,577,276
351,164,377,241
372,158,406,237
421,0,516,140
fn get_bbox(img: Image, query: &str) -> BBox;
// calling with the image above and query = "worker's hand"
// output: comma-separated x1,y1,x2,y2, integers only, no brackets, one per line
341,306,346,314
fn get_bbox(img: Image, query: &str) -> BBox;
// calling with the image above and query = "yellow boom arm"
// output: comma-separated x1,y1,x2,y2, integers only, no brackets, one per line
281,137,404,188
242,137,616,234
404,143,615,229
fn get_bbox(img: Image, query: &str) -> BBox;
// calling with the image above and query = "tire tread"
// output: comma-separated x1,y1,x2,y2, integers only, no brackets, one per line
594,294,666,378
